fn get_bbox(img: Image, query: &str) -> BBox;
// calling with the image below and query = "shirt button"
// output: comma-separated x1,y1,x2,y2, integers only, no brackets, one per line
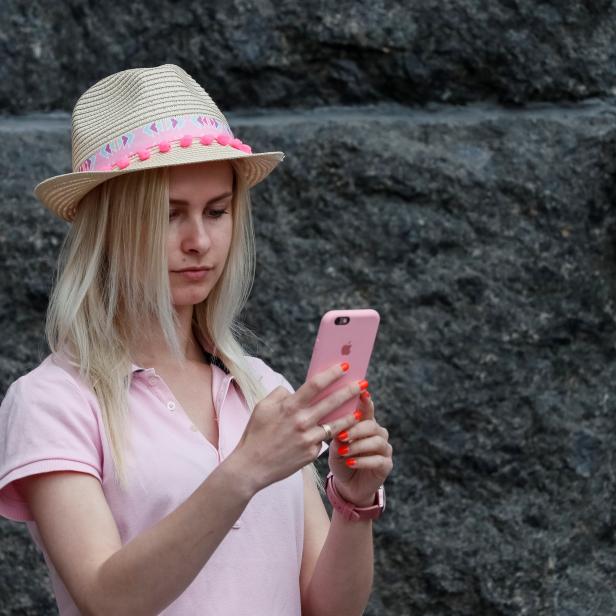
148,377,157,386
167,401,176,411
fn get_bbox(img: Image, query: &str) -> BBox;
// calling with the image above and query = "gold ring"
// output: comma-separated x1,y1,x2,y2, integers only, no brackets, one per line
321,423,333,441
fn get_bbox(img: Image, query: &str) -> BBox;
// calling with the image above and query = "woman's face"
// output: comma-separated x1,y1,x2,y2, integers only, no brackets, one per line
167,160,234,307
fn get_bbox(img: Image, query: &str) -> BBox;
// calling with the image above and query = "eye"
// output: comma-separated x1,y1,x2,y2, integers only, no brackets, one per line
208,208,229,218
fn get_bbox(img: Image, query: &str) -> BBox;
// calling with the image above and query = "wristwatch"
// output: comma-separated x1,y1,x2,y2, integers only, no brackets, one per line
325,471,385,522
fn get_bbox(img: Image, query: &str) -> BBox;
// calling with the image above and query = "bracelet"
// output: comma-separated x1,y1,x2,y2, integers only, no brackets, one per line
325,471,385,522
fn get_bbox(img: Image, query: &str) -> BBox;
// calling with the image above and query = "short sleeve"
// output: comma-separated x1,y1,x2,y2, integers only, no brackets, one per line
0,368,103,522
247,356,329,458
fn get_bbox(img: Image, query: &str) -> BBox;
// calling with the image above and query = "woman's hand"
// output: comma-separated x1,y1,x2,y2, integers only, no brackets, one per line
232,363,366,494
327,391,393,507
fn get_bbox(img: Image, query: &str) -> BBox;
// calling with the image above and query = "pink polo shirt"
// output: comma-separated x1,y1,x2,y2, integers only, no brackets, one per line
0,351,328,615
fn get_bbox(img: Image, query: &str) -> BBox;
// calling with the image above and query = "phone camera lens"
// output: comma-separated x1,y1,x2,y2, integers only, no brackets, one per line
335,317,350,325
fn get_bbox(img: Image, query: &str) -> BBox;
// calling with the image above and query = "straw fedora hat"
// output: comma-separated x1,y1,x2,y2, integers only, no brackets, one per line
34,64,285,222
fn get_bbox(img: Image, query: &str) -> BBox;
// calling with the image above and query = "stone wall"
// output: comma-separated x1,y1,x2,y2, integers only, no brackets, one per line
2,2,616,615
3,1,616,112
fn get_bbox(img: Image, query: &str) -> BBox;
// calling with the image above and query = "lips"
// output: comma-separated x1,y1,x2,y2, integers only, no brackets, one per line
173,267,213,272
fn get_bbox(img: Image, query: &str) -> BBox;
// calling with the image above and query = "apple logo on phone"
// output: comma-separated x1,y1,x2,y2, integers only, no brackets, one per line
341,341,352,355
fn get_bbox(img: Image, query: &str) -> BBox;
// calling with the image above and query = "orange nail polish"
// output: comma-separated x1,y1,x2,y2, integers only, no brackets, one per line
337,430,349,441
358,379,369,391
338,444,350,456
340,362,350,372
346,458,357,467
354,409,363,421
360,390,371,399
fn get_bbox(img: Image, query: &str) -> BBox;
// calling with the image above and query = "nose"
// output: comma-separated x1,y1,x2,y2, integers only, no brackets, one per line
181,215,212,254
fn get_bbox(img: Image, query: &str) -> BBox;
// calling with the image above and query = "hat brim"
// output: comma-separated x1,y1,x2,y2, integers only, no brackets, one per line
34,144,285,222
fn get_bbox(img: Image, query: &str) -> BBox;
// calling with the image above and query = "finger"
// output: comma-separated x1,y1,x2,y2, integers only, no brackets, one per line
334,435,391,459
292,362,350,408
338,454,394,473
336,419,384,443
309,378,368,423
308,409,359,444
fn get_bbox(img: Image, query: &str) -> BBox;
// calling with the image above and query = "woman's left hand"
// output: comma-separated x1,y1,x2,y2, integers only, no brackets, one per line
327,391,393,506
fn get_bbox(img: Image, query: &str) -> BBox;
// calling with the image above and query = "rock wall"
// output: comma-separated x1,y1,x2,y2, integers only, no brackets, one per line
3,1,616,113
2,2,616,615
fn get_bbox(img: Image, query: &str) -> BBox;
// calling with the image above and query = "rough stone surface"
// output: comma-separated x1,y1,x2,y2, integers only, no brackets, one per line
3,1,616,113
2,101,616,614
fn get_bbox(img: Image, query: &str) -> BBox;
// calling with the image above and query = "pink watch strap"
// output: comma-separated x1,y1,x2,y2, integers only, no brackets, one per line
325,471,385,522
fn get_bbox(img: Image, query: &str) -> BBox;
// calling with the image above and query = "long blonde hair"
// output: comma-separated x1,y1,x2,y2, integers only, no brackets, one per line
45,162,324,493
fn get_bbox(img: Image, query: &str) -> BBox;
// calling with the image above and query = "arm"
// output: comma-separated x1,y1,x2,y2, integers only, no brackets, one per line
17,364,366,615
300,387,393,616
300,466,374,616
96,453,257,615
18,453,257,616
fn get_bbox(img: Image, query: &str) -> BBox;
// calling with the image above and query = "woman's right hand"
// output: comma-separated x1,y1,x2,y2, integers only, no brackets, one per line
230,362,365,493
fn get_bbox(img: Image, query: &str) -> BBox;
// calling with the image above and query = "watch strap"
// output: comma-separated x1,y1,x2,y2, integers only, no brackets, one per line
325,471,385,522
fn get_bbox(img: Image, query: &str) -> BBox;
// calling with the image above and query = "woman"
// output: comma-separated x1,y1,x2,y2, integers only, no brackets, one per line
0,64,393,616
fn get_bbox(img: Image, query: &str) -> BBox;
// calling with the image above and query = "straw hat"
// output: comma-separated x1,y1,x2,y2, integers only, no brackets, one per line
34,64,285,222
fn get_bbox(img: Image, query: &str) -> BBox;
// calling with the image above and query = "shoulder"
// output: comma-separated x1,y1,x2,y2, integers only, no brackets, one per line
1,354,98,426
3,353,91,406
0,355,104,522
243,355,296,394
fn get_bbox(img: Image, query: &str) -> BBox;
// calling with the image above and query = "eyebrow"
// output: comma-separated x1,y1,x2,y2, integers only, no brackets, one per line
169,191,233,206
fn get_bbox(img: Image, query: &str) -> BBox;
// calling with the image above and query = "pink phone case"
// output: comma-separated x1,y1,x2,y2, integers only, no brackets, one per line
306,309,380,426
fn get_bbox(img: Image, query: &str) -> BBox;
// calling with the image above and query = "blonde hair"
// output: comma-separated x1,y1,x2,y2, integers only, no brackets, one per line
45,162,324,494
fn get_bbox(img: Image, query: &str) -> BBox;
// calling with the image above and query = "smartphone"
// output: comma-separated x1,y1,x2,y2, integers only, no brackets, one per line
306,309,380,426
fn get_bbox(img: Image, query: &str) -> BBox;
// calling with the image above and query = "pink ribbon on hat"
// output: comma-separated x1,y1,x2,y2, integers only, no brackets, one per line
77,113,252,172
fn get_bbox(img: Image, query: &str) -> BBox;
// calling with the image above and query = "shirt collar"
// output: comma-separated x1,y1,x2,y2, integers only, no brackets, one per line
130,331,230,376
130,355,228,374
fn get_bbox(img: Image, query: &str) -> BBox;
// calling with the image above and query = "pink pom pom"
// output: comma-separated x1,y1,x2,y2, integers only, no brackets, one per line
180,134,193,148
116,157,131,170
158,141,171,153
216,133,231,146
230,138,243,149
200,134,214,145
238,143,252,154
138,149,150,161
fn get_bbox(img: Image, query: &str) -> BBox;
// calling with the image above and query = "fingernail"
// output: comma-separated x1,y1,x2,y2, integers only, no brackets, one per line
360,390,371,399
338,444,350,456
340,362,350,372
358,380,369,391
354,409,362,421
346,458,357,467
337,430,349,441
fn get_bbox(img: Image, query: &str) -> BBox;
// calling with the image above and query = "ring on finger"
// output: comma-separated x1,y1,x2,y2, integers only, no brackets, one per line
321,423,333,441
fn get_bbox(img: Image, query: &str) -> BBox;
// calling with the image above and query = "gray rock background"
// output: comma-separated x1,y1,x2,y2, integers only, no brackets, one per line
2,1,616,615
4,0,616,111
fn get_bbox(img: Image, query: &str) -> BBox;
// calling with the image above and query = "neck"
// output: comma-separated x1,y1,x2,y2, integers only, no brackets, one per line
132,304,207,368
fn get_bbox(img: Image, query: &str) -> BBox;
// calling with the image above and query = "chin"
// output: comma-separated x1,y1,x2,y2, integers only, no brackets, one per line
171,288,211,306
